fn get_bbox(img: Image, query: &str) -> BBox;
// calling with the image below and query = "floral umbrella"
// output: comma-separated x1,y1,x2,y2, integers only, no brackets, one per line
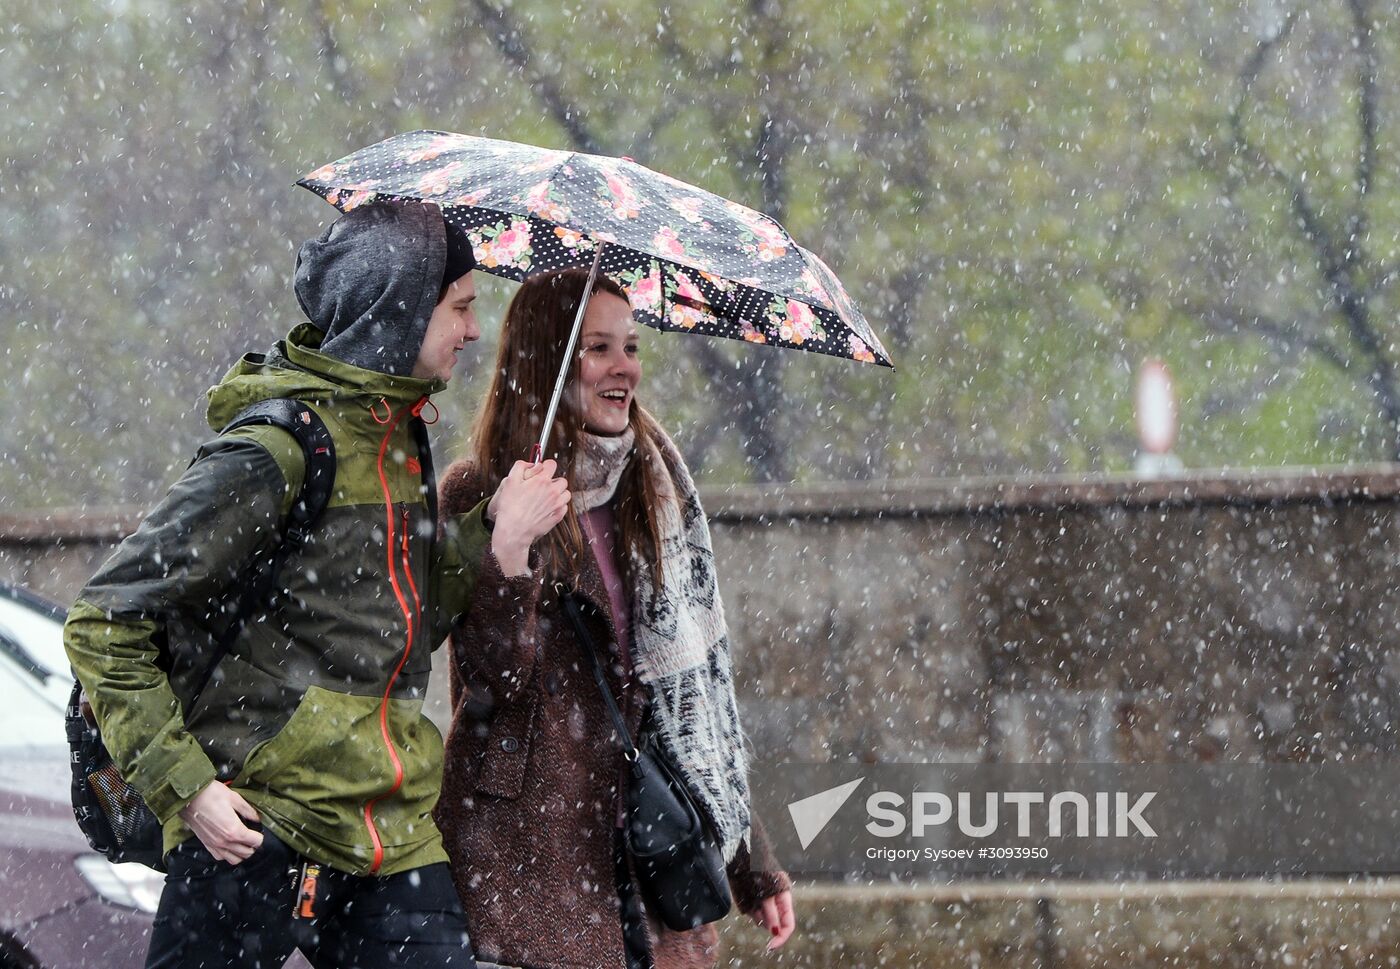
297,130,892,369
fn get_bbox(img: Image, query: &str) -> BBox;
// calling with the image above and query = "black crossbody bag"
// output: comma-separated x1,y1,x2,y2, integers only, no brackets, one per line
559,591,732,932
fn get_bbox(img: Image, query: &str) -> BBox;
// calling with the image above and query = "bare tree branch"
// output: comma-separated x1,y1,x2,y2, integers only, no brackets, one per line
1223,9,1400,458
871,40,939,352
1228,135,1399,450
1229,14,1357,318
636,103,681,160
1234,138,1351,293
725,0,795,483
1371,259,1400,296
1233,8,1300,103
686,342,788,480
678,400,728,474
464,0,604,155
1229,12,1351,302
1347,0,1378,257
309,0,361,104
655,4,721,79
1184,300,1352,374
1221,135,1397,423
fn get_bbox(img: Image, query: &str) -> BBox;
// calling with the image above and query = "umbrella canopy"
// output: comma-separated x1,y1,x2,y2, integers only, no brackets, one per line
297,130,891,369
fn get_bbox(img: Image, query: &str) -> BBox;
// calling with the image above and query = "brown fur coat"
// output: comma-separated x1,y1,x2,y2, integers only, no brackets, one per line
435,459,789,969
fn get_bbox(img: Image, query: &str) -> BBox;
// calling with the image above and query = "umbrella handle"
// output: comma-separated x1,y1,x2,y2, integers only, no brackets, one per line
531,240,606,466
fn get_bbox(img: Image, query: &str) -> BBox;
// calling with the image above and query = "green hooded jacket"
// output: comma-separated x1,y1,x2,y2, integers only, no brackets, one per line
65,202,491,877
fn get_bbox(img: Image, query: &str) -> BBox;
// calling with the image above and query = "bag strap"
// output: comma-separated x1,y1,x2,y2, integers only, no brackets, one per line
409,413,438,533
559,591,639,762
187,399,337,700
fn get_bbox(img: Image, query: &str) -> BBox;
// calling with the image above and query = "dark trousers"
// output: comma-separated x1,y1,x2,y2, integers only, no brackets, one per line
614,829,653,969
145,828,476,969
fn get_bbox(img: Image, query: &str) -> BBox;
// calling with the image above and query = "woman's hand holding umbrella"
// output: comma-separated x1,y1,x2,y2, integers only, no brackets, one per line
487,458,571,577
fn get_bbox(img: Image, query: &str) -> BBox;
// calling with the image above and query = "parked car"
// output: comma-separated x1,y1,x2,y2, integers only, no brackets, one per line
0,582,156,969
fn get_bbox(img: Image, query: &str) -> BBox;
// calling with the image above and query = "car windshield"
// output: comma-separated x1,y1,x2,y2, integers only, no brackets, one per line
0,589,72,751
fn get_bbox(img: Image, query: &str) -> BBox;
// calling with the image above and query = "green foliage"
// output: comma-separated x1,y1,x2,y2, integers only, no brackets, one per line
3,0,1398,511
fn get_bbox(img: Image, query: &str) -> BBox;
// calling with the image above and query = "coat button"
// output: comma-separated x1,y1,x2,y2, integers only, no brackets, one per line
500,736,519,753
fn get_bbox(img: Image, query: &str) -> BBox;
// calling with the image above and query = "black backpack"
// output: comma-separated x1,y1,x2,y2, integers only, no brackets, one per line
66,399,337,871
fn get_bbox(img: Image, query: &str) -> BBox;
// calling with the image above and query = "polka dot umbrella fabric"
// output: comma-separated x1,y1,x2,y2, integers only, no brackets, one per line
297,130,892,368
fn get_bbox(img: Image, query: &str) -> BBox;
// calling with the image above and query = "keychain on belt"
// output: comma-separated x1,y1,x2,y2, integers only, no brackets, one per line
292,860,321,919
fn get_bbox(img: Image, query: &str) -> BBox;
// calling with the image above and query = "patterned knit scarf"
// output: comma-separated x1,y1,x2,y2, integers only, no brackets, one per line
573,428,752,862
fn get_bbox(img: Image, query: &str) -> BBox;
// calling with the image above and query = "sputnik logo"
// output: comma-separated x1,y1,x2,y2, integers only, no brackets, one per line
787,778,864,849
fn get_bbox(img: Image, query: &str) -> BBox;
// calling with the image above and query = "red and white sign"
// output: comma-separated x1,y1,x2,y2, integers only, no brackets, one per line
1136,359,1178,455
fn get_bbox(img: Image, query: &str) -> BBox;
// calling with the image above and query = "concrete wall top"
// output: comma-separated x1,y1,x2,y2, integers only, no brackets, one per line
7,465,1400,543
703,465,1400,520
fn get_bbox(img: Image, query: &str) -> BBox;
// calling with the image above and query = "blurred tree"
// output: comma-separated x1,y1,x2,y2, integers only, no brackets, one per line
1190,1,1400,458
2,0,1395,512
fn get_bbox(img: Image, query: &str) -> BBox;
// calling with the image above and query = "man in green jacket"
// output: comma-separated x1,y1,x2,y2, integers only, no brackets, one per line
65,200,569,968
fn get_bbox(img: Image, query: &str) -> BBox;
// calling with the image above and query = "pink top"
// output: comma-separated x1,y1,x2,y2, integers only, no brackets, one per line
581,504,637,828
582,505,631,663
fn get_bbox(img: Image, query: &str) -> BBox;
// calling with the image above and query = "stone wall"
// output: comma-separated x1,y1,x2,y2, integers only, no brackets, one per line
702,469,1400,767
7,467,1400,765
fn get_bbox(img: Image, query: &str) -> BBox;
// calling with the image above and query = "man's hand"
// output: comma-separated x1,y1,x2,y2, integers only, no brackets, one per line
488,459,570,576
178,781,264,864
752,889,796,950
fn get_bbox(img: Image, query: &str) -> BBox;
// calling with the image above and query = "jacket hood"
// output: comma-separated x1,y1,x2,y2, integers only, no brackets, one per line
293,200,448,377
206,322,446,431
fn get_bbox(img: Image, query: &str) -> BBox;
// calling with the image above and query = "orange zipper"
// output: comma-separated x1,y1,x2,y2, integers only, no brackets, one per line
362,396,429,873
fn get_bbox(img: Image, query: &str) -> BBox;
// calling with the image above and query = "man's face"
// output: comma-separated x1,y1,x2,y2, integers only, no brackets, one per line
413,273,480,382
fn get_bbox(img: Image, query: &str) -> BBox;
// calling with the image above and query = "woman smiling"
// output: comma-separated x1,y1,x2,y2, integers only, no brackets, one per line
435,267,794,968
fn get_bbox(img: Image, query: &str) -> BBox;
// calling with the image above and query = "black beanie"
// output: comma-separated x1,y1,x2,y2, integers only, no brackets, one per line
442,219,477,291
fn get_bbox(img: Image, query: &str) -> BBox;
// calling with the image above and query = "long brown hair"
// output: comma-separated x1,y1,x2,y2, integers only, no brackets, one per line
470,267,672,591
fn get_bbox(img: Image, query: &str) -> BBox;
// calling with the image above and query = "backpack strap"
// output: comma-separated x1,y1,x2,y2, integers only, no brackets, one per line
408,413,437,529
187,399,337,700
222,399,337,545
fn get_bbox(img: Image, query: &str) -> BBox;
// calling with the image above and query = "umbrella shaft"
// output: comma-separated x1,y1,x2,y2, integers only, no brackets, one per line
534,241,606,464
